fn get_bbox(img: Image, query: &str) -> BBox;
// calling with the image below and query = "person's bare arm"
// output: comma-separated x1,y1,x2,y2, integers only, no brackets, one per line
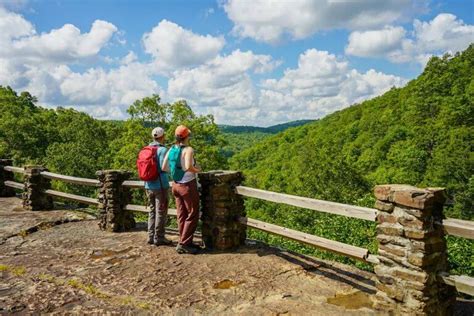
161,150,170,172
184,147,201,173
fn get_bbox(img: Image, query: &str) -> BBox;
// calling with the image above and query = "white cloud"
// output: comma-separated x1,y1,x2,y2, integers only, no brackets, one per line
223,0,420,43
143,19,225,71
167,49,278,120
167,48,406,125
414,13,474,53
346,13,474,65
0,7,159,120
4,20,117,63
0,7,34,40
345,26,406,57
121,51,138,65
256,49,406,125
59,62,161,109
0,8,117,64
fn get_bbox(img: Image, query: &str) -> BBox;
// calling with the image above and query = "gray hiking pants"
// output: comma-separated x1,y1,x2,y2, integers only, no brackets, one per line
146,189,169,241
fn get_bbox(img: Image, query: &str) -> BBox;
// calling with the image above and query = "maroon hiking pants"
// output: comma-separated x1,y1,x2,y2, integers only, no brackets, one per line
172,179,199,246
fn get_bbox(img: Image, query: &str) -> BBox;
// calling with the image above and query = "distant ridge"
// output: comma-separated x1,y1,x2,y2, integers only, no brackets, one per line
219,119,315,134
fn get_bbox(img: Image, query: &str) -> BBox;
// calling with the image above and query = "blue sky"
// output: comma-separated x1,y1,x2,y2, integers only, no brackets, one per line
1,0,473,126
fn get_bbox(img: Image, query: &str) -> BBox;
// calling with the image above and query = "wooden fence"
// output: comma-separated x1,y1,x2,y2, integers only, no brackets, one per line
1,165,473,298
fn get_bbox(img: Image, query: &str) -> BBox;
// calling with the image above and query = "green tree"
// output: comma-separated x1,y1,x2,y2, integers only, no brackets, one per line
109,96,227,174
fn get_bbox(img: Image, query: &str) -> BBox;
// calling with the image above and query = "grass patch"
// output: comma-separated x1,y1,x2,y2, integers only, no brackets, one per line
67,278,109,299
0,264,27,276
37,273,151,310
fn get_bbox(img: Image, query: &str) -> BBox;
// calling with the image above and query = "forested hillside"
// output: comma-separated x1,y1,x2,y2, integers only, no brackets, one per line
219,120,314,134
220,120,315,157
231,46,474,274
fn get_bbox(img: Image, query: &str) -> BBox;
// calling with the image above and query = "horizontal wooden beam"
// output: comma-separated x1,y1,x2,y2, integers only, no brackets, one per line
123,204,177,216
4,180,23,190
237,216,369,262
441,218,474,240
122,180,174,189
122,180,145,188
3,166,24,174
44,189,99,206
41,171,100,187
439,273,474,296
235,186,378,222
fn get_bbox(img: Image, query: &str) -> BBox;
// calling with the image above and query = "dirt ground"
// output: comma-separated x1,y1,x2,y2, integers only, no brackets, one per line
0,197,472,315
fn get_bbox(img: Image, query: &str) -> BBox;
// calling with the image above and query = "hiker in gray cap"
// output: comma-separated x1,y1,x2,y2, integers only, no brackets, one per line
138,127,172,246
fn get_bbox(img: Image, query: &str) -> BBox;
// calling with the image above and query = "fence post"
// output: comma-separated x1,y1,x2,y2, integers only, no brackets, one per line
96,170,135,232
373,184,455,315
23,165,53,211
0,159,15,197
199,171,246,250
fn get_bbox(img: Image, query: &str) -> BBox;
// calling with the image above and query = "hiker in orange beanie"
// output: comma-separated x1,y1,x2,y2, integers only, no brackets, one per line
162,125,201,254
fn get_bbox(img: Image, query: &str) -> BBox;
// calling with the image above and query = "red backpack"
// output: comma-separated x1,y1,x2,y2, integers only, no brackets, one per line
136,146,160,181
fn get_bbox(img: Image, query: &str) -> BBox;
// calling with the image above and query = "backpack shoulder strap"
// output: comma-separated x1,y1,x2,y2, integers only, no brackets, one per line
153,144,166,188
177,145,187,168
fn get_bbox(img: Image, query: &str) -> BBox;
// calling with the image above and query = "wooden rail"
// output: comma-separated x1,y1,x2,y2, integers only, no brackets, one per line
123,204,177,216
122,180,145,188
122,180,173,188
4,166,473,241
237,216,369,262
236,186,378,221
3,166,24,174
44,189,99,206
441,218,474,240
439,273,474,296
41,171,100,187
4,180,23,190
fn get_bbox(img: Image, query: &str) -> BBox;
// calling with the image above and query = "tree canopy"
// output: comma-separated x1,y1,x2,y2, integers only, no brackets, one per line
230,45,474,274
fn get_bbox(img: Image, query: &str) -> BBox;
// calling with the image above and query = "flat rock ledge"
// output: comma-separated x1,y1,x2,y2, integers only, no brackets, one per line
0,197,471,315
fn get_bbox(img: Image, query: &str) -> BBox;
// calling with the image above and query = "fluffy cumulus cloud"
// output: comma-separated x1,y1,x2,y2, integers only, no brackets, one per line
167,50,279,124
59,63,160,107
345,26,406,57
0,8,117,63
0,7,159,119
346,13,474,65
169,48,406,125
257,49,406,124
143,19,225,72
223,0,420,43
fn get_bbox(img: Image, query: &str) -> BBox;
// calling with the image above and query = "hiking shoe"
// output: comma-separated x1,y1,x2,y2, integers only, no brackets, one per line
154,237,173,246
189,243,202,250
176,244,199,254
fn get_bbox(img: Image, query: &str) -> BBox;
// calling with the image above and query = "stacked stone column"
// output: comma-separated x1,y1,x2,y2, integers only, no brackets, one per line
0,159,15,197
96,170,135,232
22,166,53,211
373,184,455,315
199,171,246,250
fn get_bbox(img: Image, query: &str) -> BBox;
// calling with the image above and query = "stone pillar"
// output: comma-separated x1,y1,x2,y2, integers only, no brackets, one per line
199,171,246,250
23,166,53,211
373,184,455,315
96,170,135,232
0,159,15,197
